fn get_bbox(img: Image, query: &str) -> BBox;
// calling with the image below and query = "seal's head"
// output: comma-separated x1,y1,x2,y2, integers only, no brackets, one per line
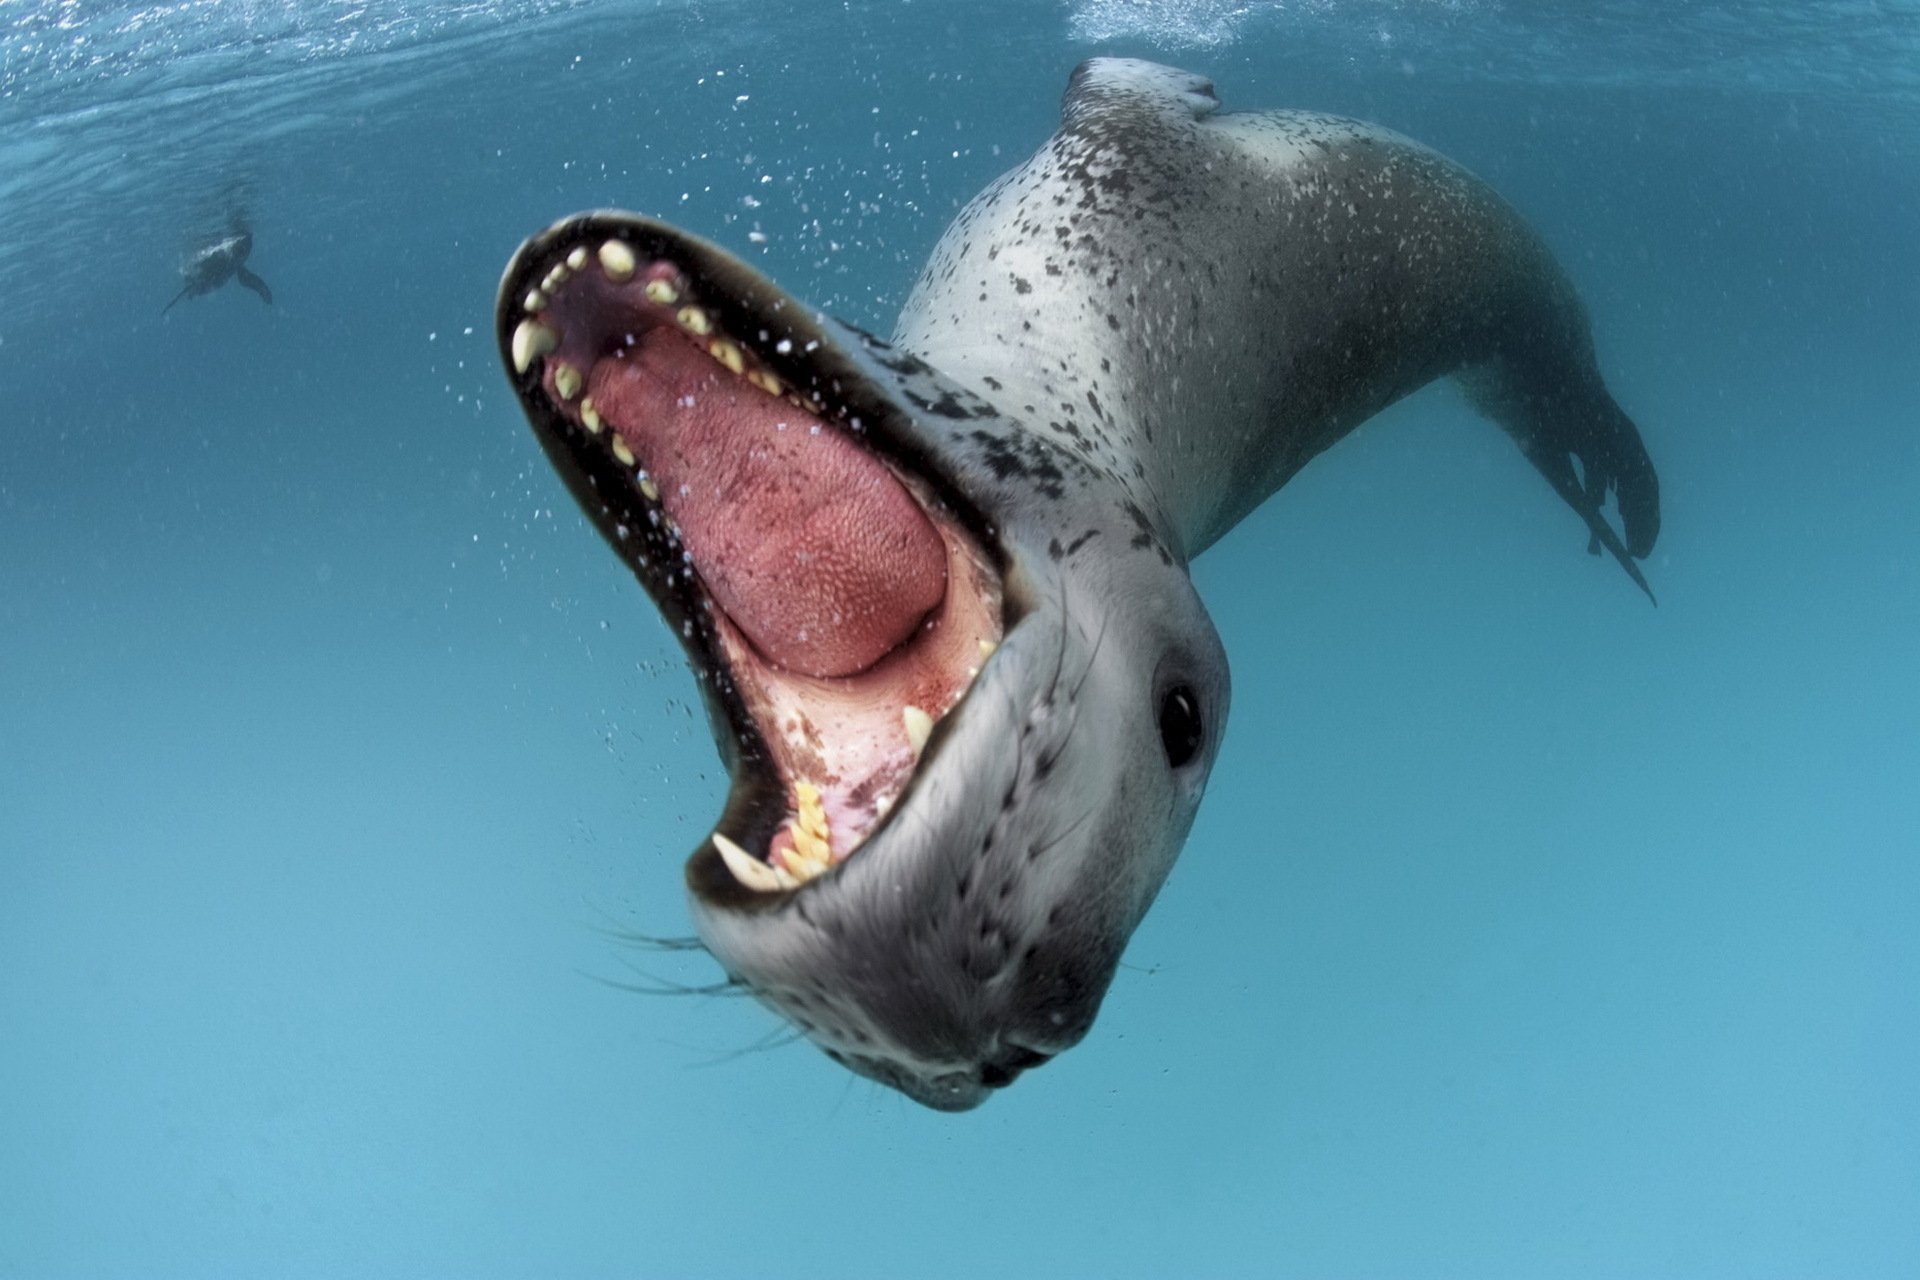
498,214,1227,1109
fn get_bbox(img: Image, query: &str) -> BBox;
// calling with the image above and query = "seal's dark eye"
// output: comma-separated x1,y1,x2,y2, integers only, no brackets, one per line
1158,685,1203,769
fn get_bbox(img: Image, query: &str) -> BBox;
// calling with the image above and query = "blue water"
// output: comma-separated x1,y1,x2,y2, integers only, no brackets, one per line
3,1,1917,1275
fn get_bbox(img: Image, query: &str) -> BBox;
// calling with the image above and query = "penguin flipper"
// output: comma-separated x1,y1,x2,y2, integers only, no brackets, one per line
235,267,274,306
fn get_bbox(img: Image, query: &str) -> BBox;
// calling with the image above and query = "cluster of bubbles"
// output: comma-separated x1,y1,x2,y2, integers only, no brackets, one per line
1064,0,1920,104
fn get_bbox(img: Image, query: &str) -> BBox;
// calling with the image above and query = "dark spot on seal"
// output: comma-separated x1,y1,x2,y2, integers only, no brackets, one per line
967,429,1071,499
906,387,989,420
970,429,1030,482
1122,499,1174,564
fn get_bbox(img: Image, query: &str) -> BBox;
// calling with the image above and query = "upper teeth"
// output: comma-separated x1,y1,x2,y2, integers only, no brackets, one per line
511,319,558,374
599,239,636,281
518,245,791,441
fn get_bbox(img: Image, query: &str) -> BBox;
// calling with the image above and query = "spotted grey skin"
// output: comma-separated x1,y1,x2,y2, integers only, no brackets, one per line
729,59,1656,1107
164,221,274,315
897,58,1659,579
495,58,1658,1112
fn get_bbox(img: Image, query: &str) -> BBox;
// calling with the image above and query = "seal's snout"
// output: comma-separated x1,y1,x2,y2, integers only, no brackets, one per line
832,1043,1057,1111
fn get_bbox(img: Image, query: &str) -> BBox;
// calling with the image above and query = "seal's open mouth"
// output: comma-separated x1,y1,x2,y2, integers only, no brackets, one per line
499,220,1003,897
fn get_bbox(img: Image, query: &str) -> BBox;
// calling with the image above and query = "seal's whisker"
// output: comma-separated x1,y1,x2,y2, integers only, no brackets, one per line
594,929,710,953
579,955,745,999
680,1024,808,1068
581,899,710,952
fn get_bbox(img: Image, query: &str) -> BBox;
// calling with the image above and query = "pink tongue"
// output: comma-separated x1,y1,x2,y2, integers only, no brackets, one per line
588,334,947,679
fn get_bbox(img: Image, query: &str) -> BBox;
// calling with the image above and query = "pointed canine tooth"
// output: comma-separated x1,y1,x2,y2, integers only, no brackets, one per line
977,638,998,658
511,319,558,374
644,278,679,305
638,474,660,502
609,435,635,467
709,338,744,375
565,245,589,271
552,361,582,402
599,239,636,281
523,288,546,313
676,306,712,336
580,398,602,434
902,705,933,758
713,833,792,893
748,369,783,396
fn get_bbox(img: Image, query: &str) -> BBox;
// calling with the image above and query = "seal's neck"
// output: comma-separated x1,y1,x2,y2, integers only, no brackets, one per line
890,124,1335,563
899,310,1313,566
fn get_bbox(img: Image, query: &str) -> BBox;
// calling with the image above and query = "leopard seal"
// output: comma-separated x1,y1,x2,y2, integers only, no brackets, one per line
493,57,1659,1111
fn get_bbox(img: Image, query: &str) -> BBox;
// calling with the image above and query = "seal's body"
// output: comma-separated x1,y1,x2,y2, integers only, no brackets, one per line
495,59,1659,1111
897,59,1657,572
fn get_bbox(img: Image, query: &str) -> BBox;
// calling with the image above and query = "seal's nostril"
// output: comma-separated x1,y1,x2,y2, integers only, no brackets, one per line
978,1061,1020,1088
979,1045,1055,1088
1001,1045,1053,1071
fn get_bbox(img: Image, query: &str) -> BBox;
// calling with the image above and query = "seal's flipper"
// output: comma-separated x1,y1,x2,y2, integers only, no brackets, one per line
1521,439,1657,604
235,266,273,306
1466,365,1661,602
